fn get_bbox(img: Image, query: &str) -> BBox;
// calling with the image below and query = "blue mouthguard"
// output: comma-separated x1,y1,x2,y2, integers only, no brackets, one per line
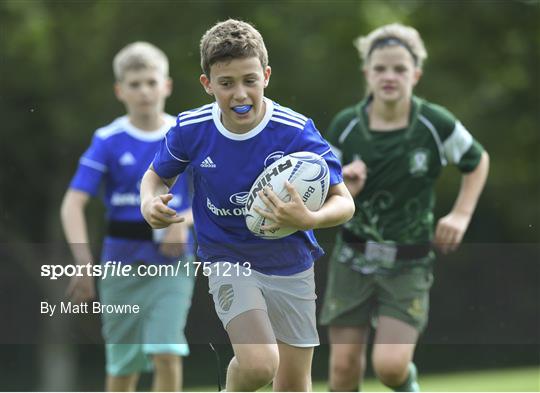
232,105,252,114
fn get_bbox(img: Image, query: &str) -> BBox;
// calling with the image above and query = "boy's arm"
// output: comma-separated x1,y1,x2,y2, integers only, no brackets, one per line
177,208,194,226
309,182,355,228
435,151,490,254
140,166,185,229
257,181,355,231
342,159,367,197
60,189,96,303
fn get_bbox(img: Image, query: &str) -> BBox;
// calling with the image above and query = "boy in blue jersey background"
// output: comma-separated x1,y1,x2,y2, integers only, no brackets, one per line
60,42,194,391
140,19,355,391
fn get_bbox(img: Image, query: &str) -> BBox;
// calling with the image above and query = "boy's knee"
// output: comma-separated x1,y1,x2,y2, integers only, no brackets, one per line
332,358,364,379
237,348,279,384
333,350,364,372
372,353,409,386
331,346,365,378
247,362,277,386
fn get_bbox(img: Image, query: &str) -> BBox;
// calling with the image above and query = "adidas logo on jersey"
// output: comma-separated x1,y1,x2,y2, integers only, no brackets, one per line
119,152,136,166
200,156,217,168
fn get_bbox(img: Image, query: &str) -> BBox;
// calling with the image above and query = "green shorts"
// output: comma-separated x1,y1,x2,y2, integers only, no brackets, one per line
98,263,195,376
320,235,434,332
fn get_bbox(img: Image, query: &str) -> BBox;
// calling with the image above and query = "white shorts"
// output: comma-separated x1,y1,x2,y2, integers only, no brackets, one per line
208,262,319,347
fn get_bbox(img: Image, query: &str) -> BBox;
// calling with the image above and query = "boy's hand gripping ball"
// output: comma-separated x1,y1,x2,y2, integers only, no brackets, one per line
245,151,330,239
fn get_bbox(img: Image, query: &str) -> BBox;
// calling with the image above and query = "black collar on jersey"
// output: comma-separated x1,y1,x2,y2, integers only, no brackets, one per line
368,37,418,66
354,95,424,141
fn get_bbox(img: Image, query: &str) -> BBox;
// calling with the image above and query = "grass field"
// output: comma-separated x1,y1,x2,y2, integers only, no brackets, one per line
188,366,539,392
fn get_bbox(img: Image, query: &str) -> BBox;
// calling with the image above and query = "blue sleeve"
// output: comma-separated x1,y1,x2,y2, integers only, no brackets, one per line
152,124,190,179
69,134,108,196
287,119,344,186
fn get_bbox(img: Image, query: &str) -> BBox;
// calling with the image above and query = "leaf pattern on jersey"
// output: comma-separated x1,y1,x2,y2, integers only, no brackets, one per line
348,192,433,243
401,198,434,242
347,190,394,242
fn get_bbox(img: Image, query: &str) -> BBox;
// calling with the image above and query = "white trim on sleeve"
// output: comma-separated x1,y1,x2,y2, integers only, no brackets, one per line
165,136,189,163
443,121,473,164
80,157,107,172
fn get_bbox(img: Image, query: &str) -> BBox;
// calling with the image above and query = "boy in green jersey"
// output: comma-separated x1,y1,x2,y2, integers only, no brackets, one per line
320,23,490,392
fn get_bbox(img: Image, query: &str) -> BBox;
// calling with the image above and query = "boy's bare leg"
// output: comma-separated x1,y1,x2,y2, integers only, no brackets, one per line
372,316,418,388
329,325,370,391
152,354,181,391
273,341,313,392
106,373,139,392
226,310,280,391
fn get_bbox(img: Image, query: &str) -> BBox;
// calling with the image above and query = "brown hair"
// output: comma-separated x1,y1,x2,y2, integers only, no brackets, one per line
200,19,268,77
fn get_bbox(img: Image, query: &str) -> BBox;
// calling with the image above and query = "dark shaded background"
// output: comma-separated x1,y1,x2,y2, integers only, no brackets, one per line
1,0,538,390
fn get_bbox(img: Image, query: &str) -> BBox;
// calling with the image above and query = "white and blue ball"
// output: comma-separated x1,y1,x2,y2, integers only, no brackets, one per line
245,151,330,239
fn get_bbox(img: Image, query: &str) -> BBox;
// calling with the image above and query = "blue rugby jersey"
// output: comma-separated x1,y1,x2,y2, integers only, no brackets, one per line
69,115,193,264
152,99,343,275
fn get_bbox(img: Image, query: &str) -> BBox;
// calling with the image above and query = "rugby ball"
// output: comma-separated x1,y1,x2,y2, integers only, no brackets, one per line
245,151,330,239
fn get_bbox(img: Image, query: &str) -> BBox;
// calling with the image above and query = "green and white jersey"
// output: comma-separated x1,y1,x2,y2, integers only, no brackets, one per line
327,96,484,244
